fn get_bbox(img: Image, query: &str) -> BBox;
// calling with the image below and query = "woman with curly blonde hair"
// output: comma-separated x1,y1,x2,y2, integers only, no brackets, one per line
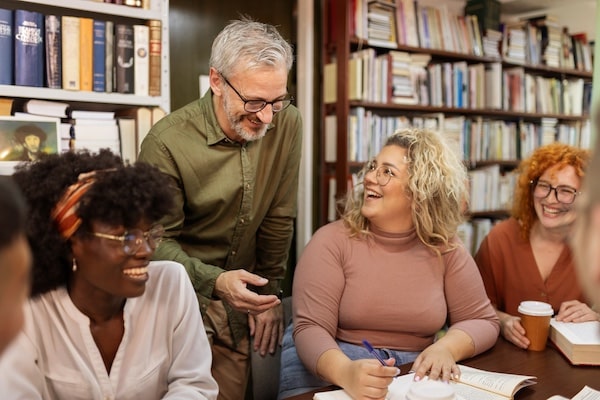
278,129,499,400
475,142,599,351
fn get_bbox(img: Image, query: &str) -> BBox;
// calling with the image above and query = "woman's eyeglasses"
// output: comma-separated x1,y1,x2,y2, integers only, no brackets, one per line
531,180,580,204
90,225,165,255
365,160,400,187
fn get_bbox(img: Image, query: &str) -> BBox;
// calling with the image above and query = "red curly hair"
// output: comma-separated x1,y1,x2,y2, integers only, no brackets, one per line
512,143,590,239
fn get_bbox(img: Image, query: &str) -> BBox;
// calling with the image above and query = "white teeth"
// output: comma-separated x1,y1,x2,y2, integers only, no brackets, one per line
123,267,148,276
543,206,562,215
366,190,382,198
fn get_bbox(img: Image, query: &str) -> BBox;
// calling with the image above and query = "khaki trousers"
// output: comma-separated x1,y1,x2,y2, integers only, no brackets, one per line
203,300,250,400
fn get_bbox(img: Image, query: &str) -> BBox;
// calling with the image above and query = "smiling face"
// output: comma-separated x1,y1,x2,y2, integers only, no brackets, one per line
70,220,155,305
361,145,413,233
210,65,289,142
0,234,31,355
533,165,581,231
23,134,41,153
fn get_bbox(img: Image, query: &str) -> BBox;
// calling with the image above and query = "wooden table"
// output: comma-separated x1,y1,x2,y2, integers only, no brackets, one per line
282,338,599,400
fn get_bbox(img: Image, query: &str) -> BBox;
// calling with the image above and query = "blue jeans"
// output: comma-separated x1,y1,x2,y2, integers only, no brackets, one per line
277,323,420,399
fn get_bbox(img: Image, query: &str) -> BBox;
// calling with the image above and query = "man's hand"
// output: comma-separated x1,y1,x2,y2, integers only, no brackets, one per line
249,304,284,356
214,269,281,314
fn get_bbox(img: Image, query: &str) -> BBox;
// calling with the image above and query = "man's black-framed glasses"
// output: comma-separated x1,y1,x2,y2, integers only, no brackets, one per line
90,224,165,255
220,74,294,113
530,179,580,204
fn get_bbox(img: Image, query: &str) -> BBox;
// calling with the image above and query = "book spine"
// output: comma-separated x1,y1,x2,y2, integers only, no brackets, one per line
105,20,113,93
14,9,44,87
115,23,134,94
133,24,149,96
92,20,106,92
0,8,13,85
79,17,93,91
45,14,61,89
148,19,161,96
61,16,80,90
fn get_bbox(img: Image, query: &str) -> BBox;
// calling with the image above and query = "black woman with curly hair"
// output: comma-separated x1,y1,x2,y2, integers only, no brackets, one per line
0,150,218,400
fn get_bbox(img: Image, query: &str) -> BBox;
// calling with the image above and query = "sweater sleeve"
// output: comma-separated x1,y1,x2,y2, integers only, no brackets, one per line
292,223,348,375
444,241,500,356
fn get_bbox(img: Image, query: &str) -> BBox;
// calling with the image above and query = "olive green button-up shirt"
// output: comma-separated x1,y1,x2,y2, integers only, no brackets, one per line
138,90,302,344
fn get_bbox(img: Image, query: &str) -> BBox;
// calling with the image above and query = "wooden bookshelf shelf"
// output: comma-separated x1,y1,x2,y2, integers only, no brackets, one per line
319,0,593,235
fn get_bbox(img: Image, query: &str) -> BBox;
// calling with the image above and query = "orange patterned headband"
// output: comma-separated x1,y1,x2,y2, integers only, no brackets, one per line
51,171,98,240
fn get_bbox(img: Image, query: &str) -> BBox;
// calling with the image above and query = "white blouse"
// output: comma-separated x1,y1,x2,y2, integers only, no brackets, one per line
0,260,218,400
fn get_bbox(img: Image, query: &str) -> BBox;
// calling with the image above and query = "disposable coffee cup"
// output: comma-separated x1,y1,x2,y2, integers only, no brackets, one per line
406,379,455,400
517,301,554,351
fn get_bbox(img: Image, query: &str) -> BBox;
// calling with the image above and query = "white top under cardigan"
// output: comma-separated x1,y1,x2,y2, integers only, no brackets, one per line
0,260,218,400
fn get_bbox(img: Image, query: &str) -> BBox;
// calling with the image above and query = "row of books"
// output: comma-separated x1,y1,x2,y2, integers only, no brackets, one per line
2,98,164,165
457,218,495,255
340,0,593,71
468,164,517,213
502,15,593,72
0,9,161,96
325,108,591,164
325,50,592,117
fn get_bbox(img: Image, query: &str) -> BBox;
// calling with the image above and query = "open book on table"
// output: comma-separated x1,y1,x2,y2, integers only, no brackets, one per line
313,365,536,400
549,319,600,365
547,385,600,400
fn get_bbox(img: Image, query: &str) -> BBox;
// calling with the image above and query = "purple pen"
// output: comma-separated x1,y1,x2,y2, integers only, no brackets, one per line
362,339,387,366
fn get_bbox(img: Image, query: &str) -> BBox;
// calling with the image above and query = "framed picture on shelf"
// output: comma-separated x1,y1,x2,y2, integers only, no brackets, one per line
0,115,60,175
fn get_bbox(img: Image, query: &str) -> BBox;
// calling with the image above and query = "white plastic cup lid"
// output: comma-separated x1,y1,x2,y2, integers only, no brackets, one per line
406,380,455,400
518,301,554,316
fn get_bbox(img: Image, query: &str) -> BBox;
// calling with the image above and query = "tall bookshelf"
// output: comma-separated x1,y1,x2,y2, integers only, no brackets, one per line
320,0,593,229
0,0,170,174
1,0,170,111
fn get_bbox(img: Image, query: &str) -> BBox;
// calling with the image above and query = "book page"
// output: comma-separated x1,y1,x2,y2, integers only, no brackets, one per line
457,364,536,397
550,320,600,344
572,386,600,400
451,382,508,400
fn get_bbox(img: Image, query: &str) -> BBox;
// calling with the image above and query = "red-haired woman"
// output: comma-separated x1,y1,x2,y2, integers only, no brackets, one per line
475,142,600,349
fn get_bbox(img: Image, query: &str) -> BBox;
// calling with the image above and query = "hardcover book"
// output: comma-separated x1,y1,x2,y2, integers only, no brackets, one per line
0,8,13,85
133,24,149,96
79,17,94,91
45,15,61,88
549,319,600,366
92,19,106,92
14,9,44,87
148,19,161,96
61,16,80,90
105,20,113,93
115,23,134,94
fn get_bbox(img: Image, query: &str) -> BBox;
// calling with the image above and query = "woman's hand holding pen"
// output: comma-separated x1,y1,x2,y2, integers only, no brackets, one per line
340,358,399,400
316,348,399,400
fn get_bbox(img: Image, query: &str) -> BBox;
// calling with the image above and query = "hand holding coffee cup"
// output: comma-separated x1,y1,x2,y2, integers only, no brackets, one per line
517,301,554,351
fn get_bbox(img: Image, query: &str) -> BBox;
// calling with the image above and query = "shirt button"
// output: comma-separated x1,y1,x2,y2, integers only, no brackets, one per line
246,183,250,189
231,250,236,255
240,218,245,224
